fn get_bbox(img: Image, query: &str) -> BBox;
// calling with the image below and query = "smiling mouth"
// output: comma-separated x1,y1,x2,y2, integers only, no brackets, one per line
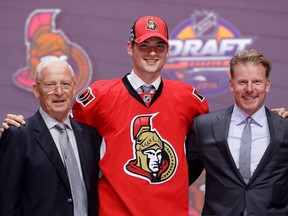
243,95,256,99
145,58,158,63
53,100,66,104
243,96,257,104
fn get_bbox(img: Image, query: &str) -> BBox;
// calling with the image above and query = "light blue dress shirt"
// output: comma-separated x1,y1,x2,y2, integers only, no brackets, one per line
227,105,270,176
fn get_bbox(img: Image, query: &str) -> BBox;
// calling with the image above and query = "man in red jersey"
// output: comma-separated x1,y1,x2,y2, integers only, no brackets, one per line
70,16,208,215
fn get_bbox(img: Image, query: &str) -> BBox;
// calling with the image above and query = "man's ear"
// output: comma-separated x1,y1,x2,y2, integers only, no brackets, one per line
127,41,133,56
229,79,234,93
32,83,40,98
266,79,271,93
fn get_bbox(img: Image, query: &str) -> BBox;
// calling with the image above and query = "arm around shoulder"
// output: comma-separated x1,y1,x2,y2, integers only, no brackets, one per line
0,126,26,214
186,118,204,185
0,114,25,133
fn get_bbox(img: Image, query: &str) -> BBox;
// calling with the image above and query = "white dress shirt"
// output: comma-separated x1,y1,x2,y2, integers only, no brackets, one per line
127,70,161,91
39,107,85,181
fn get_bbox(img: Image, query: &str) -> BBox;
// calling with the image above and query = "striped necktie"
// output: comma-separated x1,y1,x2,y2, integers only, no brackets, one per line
139,85,155,106
55,123,88,216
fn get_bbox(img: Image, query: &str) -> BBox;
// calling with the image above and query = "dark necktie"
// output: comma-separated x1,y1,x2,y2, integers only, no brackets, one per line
139,85,155,106
239,117,253,184
55,123,87,216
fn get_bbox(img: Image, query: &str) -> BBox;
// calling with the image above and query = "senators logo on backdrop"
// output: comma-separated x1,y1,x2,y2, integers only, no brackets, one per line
13,9,92,95
163,10,256,97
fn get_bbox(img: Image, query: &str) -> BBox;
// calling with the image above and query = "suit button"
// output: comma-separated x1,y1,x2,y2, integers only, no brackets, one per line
67,198,73,203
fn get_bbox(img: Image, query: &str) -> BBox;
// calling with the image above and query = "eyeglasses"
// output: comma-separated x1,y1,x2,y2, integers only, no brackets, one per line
37,81,74,92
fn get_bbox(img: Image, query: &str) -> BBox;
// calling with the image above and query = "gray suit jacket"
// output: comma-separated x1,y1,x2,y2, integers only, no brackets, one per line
187,106,288,216
0,110,101,216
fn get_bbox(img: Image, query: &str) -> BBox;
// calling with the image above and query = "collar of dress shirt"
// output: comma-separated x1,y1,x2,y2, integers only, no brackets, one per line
231,104,266,127
126,70,161,91
39,107,72,130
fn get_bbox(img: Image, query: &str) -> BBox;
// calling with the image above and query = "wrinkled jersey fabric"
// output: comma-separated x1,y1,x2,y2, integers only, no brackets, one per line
71,74,209,216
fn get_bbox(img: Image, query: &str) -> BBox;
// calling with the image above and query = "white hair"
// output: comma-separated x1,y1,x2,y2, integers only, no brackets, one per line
34,56,74,82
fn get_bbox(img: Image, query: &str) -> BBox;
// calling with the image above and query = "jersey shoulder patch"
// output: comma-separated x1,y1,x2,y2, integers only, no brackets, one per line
192,88,205,102
76,87,95,107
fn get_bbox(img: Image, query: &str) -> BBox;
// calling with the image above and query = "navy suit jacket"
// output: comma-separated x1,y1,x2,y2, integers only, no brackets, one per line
0,110,101,216
187,106,288,216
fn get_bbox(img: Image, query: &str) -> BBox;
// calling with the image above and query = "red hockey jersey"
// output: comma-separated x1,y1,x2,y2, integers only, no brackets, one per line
71,75,209,216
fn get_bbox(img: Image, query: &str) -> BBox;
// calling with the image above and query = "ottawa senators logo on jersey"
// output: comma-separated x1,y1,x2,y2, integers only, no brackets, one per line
13,9,92,95
124,113,177,183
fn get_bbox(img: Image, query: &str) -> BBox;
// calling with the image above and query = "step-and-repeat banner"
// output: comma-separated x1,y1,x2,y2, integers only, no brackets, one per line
1,1,288,215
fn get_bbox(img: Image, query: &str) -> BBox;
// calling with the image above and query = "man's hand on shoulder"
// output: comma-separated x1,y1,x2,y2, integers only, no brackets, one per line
0,114,25,133
271,107,288,118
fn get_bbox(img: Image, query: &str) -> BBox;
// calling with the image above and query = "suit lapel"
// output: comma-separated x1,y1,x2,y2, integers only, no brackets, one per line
212,106,245,180
250,108,286,182
32,111,71,193
212,107,231,144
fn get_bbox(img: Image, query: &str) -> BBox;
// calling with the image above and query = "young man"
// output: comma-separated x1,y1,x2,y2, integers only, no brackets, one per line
187,49,288,215
70,15,209,215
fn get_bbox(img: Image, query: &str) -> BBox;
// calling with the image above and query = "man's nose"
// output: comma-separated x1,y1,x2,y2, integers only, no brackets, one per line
54,85,65,93
246,82,254,91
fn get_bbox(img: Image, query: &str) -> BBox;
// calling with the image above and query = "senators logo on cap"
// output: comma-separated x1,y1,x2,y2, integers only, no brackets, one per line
146,18,158,31
129,16,169,44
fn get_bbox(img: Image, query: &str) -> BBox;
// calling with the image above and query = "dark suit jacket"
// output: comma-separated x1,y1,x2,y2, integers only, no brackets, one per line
0,110,101,216
187,106,288,216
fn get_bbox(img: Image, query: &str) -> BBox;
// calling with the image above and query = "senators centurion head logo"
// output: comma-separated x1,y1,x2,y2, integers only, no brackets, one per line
146,18,158,31
13,9,92,95
124,113,177,183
